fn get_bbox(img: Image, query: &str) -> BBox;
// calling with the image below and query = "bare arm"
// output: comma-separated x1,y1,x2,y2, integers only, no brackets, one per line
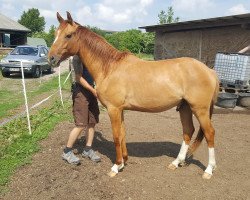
76,74,97,97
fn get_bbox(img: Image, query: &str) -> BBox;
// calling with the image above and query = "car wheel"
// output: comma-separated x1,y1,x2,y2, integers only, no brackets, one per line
32,66,41,78
47,67,52,74
2,71,10,77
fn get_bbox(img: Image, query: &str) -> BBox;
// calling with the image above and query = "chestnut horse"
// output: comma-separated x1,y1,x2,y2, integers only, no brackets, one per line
49,12,219,179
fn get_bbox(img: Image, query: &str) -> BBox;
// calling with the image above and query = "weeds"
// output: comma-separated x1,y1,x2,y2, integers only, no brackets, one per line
0,100,71,194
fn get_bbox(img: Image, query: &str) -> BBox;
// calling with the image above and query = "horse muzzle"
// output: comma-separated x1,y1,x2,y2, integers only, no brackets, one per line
48,55,60,67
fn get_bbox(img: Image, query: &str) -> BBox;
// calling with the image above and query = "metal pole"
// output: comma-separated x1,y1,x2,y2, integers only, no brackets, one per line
58,64,64,107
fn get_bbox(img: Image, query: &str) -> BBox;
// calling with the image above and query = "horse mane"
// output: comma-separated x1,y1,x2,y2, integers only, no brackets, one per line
75,26,130,75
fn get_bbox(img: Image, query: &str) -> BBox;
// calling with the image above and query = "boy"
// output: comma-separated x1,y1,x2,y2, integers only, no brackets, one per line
62,55,100,164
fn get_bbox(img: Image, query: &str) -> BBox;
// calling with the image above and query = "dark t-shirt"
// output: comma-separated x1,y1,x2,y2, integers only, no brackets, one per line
82,67,94,86
72,55,94,86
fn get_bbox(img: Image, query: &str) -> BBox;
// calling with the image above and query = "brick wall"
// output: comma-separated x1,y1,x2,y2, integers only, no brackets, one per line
154,25,250,67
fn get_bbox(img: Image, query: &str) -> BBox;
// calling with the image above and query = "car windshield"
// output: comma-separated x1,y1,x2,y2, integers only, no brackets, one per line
10,47,38,56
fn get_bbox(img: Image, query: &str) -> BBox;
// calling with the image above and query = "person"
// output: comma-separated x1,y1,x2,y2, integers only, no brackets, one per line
62,55,101,164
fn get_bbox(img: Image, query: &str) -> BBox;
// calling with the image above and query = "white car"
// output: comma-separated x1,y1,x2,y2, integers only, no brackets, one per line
0,45,52,78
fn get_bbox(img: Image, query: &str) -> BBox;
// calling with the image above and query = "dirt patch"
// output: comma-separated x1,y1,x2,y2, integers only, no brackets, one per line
1,107,250,200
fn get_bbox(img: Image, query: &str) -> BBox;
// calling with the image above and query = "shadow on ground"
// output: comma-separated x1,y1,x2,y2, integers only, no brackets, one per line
73,131,206,171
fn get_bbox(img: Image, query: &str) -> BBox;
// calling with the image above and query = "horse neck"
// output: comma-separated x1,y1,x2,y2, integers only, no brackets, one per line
76,28,128,84
78,48,104,84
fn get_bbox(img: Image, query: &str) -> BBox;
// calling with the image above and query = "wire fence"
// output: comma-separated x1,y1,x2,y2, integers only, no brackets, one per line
0,61,72,132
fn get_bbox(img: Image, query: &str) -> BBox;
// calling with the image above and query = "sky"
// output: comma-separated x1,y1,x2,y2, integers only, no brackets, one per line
0,0,250,32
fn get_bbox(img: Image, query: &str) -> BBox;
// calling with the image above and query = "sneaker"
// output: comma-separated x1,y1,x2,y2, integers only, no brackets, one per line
62,151,80,165
82,149,101,162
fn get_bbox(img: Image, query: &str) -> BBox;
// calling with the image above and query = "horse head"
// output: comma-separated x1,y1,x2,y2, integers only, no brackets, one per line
48,12,80,66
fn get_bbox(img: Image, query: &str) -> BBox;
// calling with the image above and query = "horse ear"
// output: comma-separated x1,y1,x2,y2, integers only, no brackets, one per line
57,12,64,23
66,11,73,25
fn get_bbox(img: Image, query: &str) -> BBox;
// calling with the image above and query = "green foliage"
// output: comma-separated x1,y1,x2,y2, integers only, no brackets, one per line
32,25,56,47
87,26,107,38
141,32,155,54
18,8,46,35
158,6,179,24
136,53,154,60
46,25,56,47
105,29,155,54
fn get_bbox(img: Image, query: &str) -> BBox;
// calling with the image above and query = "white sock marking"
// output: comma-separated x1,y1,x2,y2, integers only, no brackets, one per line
111,162,124,174
172,141,189,167
205,147,216,175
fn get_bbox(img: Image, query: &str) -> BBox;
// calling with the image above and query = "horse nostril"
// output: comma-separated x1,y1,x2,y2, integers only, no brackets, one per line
49,56,56,64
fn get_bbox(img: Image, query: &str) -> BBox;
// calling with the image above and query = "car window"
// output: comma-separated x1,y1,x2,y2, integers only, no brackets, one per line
39,48,46,56
10,47,38,56
43,48,48,56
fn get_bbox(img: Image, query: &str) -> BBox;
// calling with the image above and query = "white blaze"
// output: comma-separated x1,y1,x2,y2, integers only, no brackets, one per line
53,30,61,44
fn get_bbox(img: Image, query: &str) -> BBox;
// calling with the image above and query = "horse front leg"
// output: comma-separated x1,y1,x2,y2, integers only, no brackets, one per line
121,111,128,163
107,106,124,177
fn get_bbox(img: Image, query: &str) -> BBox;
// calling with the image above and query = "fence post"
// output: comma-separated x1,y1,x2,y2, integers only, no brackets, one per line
20,61,32,135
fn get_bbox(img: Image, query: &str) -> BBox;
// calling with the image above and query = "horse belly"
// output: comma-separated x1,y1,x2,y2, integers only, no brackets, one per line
126,91,182,112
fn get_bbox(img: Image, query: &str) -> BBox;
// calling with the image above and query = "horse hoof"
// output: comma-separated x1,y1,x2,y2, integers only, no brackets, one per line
168,163,177,170
107,171,117,177
179,161,187,167
202,172,212,180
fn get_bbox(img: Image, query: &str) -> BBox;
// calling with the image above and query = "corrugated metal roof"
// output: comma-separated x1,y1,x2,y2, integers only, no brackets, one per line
140,13,250,32
27,37,47,47
0,13,30,32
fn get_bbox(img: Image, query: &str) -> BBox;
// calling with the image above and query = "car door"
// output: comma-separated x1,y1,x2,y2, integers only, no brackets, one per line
39,47,49,70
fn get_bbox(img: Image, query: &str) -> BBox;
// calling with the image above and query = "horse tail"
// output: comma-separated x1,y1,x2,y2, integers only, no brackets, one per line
187,74,218,158
212,72,220,106
187,127,204,158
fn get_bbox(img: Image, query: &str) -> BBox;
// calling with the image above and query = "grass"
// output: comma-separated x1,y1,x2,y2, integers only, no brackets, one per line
0,100,71,194
0,72,71,120
0,91,21,118
136,53,154,60
0,70,72,194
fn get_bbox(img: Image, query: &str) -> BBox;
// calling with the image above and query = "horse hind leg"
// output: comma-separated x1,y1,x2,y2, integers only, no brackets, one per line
168,101,195,170
186,103,214,158
194,108,216,179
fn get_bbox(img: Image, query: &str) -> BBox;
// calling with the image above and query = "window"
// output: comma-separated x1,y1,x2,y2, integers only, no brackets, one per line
10,47,38,56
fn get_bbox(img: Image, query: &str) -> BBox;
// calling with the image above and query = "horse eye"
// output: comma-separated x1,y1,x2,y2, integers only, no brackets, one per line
66,34,72,39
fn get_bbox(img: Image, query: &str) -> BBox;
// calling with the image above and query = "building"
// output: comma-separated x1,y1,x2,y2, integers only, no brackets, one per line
140,13,250,67
0,13,30,55
27,37,47,47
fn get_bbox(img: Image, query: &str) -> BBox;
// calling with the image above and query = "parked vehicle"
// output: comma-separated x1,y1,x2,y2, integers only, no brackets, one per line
0,45,52,78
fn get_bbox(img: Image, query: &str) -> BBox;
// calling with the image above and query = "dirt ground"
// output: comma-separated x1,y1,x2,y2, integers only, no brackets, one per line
1,106,250,200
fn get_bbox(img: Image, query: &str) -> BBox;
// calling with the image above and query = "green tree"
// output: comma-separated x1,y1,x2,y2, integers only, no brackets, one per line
31,25,56,47
106,29,144,54
18,8,45,35
105,29,154,55
45,25,56,47
87,26,107,38
141,32,155,54
158,6,179,24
